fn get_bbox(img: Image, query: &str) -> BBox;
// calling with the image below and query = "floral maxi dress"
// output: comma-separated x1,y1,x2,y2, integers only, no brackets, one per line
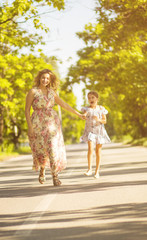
29,88,67,174
81,105,111,144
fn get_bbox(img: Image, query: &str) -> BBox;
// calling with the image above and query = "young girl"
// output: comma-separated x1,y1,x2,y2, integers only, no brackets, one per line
81,91,111,178
25,69,85,186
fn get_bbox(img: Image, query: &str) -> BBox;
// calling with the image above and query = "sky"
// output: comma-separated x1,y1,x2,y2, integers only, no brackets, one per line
3,0,98,108
39,0,97,109
40,0,97,76
4,0,97,109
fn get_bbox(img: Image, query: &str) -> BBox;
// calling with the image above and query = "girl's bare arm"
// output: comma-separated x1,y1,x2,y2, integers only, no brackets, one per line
98,114,107,124
93,114,107,124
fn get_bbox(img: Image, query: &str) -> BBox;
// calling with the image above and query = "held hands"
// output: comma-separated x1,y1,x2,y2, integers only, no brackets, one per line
78,113,102,122
82,112,87,119
82,112,88,120
78,113,87,120
78,113,101,121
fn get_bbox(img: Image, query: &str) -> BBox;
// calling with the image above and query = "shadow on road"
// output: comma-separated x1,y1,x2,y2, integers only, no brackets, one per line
1,157,147,198
1,143,147,239
0,203,147,240
1,178,147,198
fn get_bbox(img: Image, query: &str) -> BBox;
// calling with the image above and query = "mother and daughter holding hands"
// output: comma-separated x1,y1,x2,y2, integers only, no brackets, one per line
25,69,111,187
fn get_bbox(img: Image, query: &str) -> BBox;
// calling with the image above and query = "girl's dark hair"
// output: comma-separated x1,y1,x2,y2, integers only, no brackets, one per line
34,69,59,91
88,91,99,99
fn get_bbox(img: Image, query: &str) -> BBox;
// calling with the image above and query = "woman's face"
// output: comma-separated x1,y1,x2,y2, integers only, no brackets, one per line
88,94,98,108
39,73,50,87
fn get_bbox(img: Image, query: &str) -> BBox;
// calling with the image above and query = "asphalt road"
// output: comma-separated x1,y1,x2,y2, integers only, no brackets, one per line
0,142,147,240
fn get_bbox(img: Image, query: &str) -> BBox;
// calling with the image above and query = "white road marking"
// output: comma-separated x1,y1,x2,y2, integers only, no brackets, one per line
14,193,57,237
14,158,77,237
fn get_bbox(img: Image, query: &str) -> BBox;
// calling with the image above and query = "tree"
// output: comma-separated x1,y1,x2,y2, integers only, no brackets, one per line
0,53,54,149
0,0,65,149
66,0,147,139
0,0,65,53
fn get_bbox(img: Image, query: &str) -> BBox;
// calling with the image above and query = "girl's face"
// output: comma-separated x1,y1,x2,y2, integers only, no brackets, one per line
39,73,50,87
88,94,98,108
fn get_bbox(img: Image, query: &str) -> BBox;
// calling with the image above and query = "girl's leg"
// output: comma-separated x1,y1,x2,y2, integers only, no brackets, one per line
88,141,93,170
95,144,102,178
84,141,93,176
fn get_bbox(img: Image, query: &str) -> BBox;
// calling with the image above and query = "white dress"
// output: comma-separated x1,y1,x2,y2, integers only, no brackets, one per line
81,105,111,144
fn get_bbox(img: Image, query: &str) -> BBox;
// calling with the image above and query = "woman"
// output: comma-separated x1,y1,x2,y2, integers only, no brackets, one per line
25,69,85,186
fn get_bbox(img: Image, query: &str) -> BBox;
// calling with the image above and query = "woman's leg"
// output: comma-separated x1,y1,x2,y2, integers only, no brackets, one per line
48,147,62,186
39,167,46,184
50,164,62,186
95,144,102,176
52,173,62,186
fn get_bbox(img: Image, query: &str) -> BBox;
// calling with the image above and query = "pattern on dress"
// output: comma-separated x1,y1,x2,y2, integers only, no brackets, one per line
29,88,67,174
81,105,111,144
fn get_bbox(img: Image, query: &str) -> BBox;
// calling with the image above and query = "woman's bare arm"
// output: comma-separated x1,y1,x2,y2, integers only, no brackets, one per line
54,93,85,119
25,89,35,136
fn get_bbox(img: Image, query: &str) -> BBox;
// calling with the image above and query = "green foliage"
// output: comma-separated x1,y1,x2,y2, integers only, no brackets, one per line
0,146,31,161
0,51,84,148
0,53,54,148
66,0,147,140
0,0,65,53
0,0,67,150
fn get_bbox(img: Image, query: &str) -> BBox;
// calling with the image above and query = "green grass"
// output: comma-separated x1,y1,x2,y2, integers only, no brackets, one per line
0,146,31,162
129,138,147,147
17,146,32,154
120,135,147,147
0,152,19,162
1,137,147,162
111,135,147,147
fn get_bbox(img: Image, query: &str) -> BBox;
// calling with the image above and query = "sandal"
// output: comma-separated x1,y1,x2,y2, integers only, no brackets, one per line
39,167,46,184
52,174,61,186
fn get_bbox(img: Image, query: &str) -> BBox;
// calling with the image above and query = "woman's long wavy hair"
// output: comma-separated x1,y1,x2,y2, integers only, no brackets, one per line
34,69,59,91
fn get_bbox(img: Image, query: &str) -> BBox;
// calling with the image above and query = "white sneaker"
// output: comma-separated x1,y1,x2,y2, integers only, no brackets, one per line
84,170,92,176
94,173,100,179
